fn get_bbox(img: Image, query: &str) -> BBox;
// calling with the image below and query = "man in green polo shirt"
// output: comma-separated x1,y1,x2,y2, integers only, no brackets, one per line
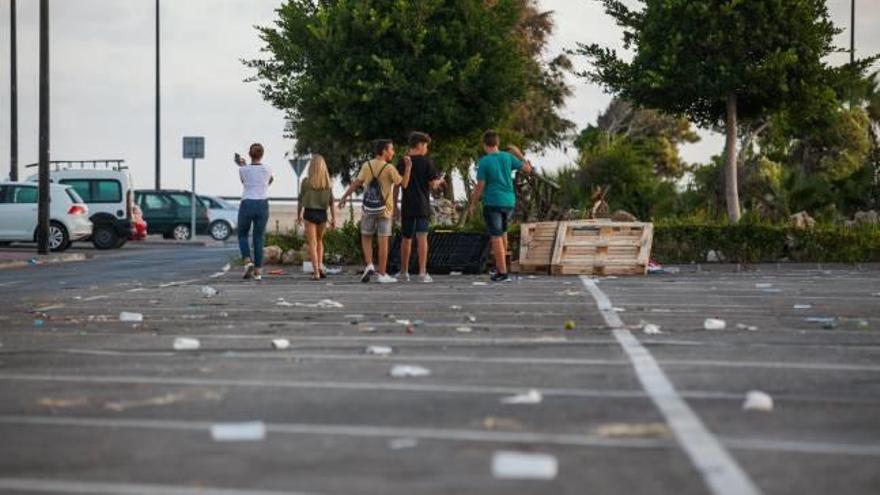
467,130,533,282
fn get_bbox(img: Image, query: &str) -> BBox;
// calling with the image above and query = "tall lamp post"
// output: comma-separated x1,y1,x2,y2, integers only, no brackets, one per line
850,0,855,66
36,0,50,254
155,0,161,189
9,0,18,181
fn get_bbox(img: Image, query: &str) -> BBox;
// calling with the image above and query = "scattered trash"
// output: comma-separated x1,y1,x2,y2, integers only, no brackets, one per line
359,326,377,333
201,286,218,298
472,281,487,286
482,416,524,431
395,319,412,326
735,323,759,332
33,319,45,327
302,261,315,274
405,324,415,334
642,323,662,335
755,283,774,289
856,319,870,329
276,300,294,307
325,267,343,275
28,258,40,265
365,345,393,356
38,397,89,409
222,263,231,272
491,451,558,480
105,389,223,412
218,312,229,318
449,305,462,311
412,319,425,327
805,316,838,329
271,339,290,350
210,421,266,442
173,337,201,351
742,390,774,412
556,289,582,296
465,314,477,323
500,389,543,405
345,314,365,319
703,318,727,330
268,269,284,276
456,326,473,333
597,422,671,438
82,295,108,302
793,304,812,310
119,312,144,323
564,320,576,331
390,364,431,378
388,437,419,450
291,299,344,309
450,271,463,276
612,307,626,313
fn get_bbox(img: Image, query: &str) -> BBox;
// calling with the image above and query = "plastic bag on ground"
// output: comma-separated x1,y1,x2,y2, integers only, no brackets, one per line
742,390,774,412
201,286,218,298
500,389,543,405
491,451,558,480
390,365,431,378
365,345,393,356
642,323,662,335
210,421,266,442
271,339,290,350
119,312,143,323
703,318,726,330
173,337,201,351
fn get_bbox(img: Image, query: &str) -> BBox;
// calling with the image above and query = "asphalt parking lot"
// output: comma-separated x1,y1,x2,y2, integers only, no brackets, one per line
0,253,878,494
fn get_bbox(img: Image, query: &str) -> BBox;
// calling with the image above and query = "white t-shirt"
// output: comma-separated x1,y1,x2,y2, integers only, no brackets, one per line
239,164,273,200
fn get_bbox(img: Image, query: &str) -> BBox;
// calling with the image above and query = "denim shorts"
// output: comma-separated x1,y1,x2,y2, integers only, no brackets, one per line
483,206,513,237
401,216,430,238
360,214,393,237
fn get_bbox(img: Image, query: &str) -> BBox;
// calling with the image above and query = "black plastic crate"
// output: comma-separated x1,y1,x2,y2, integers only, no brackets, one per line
389,232,489,274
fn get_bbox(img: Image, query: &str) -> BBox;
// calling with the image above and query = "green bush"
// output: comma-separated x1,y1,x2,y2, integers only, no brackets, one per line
654,221,880,263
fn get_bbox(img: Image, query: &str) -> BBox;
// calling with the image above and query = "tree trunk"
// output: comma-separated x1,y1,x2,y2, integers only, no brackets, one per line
724,93,742,223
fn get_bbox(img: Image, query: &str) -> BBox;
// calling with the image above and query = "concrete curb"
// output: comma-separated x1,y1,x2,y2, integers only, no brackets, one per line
0,252,89,270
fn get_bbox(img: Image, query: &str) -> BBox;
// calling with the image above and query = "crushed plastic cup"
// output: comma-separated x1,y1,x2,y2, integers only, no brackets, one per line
703,318,726,330
201,286,218,298
500,389,543,405
271,339,290,350
491,451,558,480
365,345,393,356
793,304,812,310
742,390,774,412
173,337,201,351
449,305,462,311
119,312,143,323
456,326,473,333
210,421,266,442
390,364,431,378
735,323,759,332
642,323,662,335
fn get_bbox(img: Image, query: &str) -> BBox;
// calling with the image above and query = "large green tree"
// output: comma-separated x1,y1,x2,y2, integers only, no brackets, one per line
575,0,876,223
246,0,569,182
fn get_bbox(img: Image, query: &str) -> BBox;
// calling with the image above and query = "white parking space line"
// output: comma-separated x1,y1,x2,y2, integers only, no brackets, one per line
0,414,670,450
0,280,24,287
581,276,762,495
0,478,315,495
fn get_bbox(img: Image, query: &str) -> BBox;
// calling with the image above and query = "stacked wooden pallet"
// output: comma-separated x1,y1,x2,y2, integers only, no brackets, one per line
516,220,653,276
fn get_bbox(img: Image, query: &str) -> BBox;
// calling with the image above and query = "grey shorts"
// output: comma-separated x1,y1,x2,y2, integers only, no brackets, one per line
360,215,393,237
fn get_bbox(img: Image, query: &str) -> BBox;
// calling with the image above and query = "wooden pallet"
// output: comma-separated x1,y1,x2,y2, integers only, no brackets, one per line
518,220,653,276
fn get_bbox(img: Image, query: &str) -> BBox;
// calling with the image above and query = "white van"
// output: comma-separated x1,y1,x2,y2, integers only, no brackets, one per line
0,181,92,252
27,160,134,249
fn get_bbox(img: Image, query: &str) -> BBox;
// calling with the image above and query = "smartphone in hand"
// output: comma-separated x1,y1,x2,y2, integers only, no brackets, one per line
233,152,243,166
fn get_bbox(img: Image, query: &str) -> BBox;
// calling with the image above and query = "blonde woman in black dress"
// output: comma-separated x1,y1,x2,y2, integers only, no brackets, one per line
297,155,336,281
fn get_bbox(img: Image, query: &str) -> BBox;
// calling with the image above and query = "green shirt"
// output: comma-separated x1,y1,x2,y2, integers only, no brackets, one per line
476,151,523,208
298,179,333,213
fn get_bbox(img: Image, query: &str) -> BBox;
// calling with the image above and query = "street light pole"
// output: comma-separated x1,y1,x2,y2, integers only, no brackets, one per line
850,0,855,65
9,0,18,181
155,0,161,189
37,0,50,255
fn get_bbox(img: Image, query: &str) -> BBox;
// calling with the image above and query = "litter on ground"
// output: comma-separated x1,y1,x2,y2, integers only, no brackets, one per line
173,337,201,351
210,421,267,442
449,305,462,311
736,323,759,332
119,312,143,323
743,390,774,412
491,451,558,480
500,389,543,405
388,438,419,450
271,339,291,350
201,286,218,298
456,326,473,333
564,320,576,331
755,283,774,289
390,364,431,378
472,281,487,286
793,304,813,310
704,318,727,330
365,345,393,356
642,323,662,335
276,300,294,307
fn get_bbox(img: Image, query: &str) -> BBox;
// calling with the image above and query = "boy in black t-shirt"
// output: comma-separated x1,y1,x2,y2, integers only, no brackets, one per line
395,132,444,282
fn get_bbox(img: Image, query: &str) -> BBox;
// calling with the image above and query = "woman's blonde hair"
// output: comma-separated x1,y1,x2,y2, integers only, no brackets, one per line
306,154,331,191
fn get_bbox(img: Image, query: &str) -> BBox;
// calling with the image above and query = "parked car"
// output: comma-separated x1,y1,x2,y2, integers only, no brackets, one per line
134,190,210,240
0,181,92,252
26,160,135,249
199,195,238,241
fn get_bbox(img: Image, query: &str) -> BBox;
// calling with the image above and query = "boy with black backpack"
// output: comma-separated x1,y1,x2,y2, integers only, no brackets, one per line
339,139,411,283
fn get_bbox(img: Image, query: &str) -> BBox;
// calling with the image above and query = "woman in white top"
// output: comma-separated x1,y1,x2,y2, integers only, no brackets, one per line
237,143,274,281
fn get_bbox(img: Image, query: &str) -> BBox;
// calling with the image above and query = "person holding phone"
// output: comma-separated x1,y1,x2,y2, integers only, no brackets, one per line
237,143,274,281
394,132,444,283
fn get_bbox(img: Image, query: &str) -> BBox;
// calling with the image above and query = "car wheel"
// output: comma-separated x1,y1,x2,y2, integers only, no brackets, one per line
210,220,231,241
172,224,192,241
92,225,119,250
114,236,128,249
48,222,70,252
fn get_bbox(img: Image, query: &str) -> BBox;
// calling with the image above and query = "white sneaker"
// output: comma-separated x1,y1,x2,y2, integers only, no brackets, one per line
361,264,375,283
400,272,411,282
376,273,398,284
242,262,255,280
419,274,433,283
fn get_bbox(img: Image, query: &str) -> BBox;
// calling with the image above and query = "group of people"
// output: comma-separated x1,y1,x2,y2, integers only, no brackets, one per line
235,130,532,283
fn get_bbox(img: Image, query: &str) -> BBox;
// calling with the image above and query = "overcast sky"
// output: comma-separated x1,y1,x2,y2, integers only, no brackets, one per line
0,0,878,196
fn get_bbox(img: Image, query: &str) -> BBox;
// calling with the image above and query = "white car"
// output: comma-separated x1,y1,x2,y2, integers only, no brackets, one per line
199,195,238,241
0,181,92,252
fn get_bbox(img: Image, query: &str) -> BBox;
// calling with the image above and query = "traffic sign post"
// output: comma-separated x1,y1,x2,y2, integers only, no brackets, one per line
183,136,205,240
289,155,309,199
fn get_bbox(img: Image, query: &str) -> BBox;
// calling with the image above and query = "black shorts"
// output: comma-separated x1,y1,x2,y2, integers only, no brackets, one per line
303,208,328,225
401,216,430,238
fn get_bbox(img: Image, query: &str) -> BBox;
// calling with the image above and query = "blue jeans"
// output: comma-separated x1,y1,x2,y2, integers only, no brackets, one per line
483,206,513,237
238,199,269,267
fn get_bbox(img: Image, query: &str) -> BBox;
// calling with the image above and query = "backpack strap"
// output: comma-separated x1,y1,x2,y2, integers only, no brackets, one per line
368,161,389,182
